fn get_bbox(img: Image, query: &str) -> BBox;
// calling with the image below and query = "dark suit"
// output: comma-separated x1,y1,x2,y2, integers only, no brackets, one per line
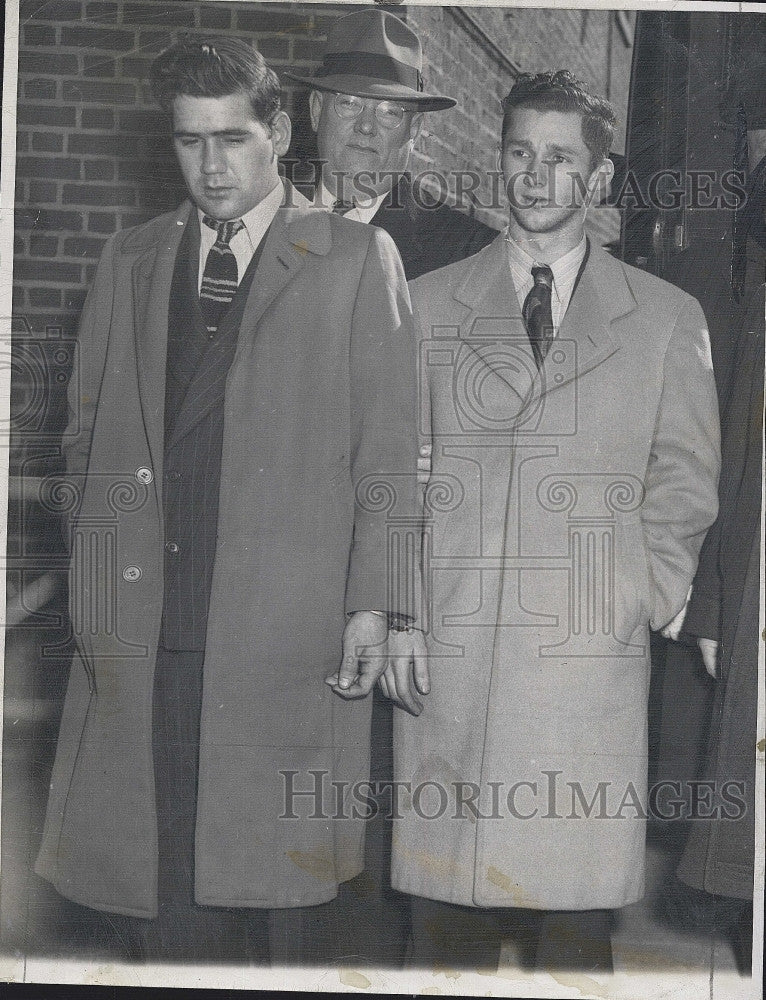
366,176,497,279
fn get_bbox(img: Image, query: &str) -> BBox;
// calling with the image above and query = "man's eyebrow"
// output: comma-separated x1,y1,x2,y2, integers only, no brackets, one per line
173,128,252,137
545,142,579,156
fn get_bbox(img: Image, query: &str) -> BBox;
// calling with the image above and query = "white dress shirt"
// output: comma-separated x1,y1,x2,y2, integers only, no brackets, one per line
313,178,388,225
197,181,283,293
505,232,588,334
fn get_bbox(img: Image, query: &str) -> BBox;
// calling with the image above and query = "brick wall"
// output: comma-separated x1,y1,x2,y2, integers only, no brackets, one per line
13,0,633,342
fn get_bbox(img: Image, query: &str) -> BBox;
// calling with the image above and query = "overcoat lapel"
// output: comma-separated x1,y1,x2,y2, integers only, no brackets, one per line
165,203,330,450
132,202,192,486
451,235,538,403
547,242,636,392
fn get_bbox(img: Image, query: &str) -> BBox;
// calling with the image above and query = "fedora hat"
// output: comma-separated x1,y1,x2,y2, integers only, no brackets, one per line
284,9,456,112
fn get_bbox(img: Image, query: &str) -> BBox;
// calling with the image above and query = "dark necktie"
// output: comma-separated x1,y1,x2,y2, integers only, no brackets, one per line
200,216,245,337
331,197,354,215
522,264,554,369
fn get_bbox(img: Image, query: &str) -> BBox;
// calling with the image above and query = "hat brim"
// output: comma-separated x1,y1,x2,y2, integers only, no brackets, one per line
283,72,456,112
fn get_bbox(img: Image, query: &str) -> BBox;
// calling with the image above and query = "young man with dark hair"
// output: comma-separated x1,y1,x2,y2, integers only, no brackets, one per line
388,70,720,972
35,35,419,965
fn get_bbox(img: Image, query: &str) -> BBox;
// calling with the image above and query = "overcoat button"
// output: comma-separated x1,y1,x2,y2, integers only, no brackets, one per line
135,467,153,485
165,542,180,554
123,565,142,582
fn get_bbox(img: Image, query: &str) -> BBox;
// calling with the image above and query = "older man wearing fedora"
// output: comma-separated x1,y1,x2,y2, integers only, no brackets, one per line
286,9,497,280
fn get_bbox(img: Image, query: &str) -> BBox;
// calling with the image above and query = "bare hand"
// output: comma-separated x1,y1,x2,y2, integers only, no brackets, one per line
378,628,430,716
325,611,389,699
698,637,720,679
661,586,692,641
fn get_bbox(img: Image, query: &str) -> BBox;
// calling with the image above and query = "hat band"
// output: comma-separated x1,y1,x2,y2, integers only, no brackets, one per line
316,51,423,93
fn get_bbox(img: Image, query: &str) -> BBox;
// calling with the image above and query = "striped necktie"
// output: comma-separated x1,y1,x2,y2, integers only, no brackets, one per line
522,264,554,369
200,216,245,338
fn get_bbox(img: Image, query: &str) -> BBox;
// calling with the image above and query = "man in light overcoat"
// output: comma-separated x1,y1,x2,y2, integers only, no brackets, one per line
390,70,721,972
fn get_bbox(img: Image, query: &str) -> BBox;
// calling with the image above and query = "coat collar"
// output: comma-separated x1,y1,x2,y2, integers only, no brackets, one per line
130,180,326,470
450,233,638,399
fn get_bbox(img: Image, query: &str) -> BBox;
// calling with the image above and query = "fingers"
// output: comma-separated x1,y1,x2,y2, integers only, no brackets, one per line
413,645,430,695
378,671,392,701
389,656,424,716
698,638,720,679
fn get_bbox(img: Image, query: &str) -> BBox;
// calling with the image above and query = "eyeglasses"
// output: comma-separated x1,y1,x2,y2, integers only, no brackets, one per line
332,92,408,129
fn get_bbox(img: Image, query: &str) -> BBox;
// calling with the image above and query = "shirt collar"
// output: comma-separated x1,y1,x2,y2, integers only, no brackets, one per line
198,180,283,247
505,231,587,292
313,179,388,222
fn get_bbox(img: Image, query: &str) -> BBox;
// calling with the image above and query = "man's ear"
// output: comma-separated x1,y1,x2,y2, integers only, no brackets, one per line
309,90,323,133
586,156,615,206
409,111,424,144
269,110,292,157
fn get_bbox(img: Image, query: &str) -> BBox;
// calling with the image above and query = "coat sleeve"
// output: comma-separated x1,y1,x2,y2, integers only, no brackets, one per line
344,226,420,620
61,233,118,543
642,296,721,630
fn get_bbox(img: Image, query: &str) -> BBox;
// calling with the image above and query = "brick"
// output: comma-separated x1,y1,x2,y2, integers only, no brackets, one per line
14,235,26,255
30,234,59,256
60,26,136,51
83,54,116,78
200,6,232,29
236,10,311,33
85,264,97,282
120,57,154,79
87,211,117,233
64,236,105,257
117,158,169,183
259,37,290,61
27,181,58,203
138,30,174,53
20,0,82,20
12,285,27,312
16,260,82,284
85,2,119,22
123,3,195,26
30,287,63,308
81,108,114,129
68,133,128,156
17,157,81,180
15,207,83,230
31,132,64,153
62,183,136,206
118,109,165,134
24,78,58,100
17,106,76,127
64,288,88,312
290,39,321,62
16,134,29,152
18,52,79,75
84,159,114,181
23,24,57,45
62,79,135,103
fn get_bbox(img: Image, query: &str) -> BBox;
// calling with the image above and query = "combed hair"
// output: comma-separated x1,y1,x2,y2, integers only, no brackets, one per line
501,70,616,168
150,35,281,126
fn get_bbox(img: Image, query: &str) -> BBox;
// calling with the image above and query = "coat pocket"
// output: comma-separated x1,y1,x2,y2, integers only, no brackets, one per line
613,515,652,640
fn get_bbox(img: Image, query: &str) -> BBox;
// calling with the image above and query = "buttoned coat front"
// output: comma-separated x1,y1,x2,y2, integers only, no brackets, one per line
35,186,419,917
392,235,721,910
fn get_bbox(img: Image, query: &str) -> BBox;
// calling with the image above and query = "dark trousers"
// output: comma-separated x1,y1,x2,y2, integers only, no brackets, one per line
71,647,353,965
409,897,614,972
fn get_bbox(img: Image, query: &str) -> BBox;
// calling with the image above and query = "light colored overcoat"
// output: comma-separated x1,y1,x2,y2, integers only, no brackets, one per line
35,184,419,917
392,235,721,910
